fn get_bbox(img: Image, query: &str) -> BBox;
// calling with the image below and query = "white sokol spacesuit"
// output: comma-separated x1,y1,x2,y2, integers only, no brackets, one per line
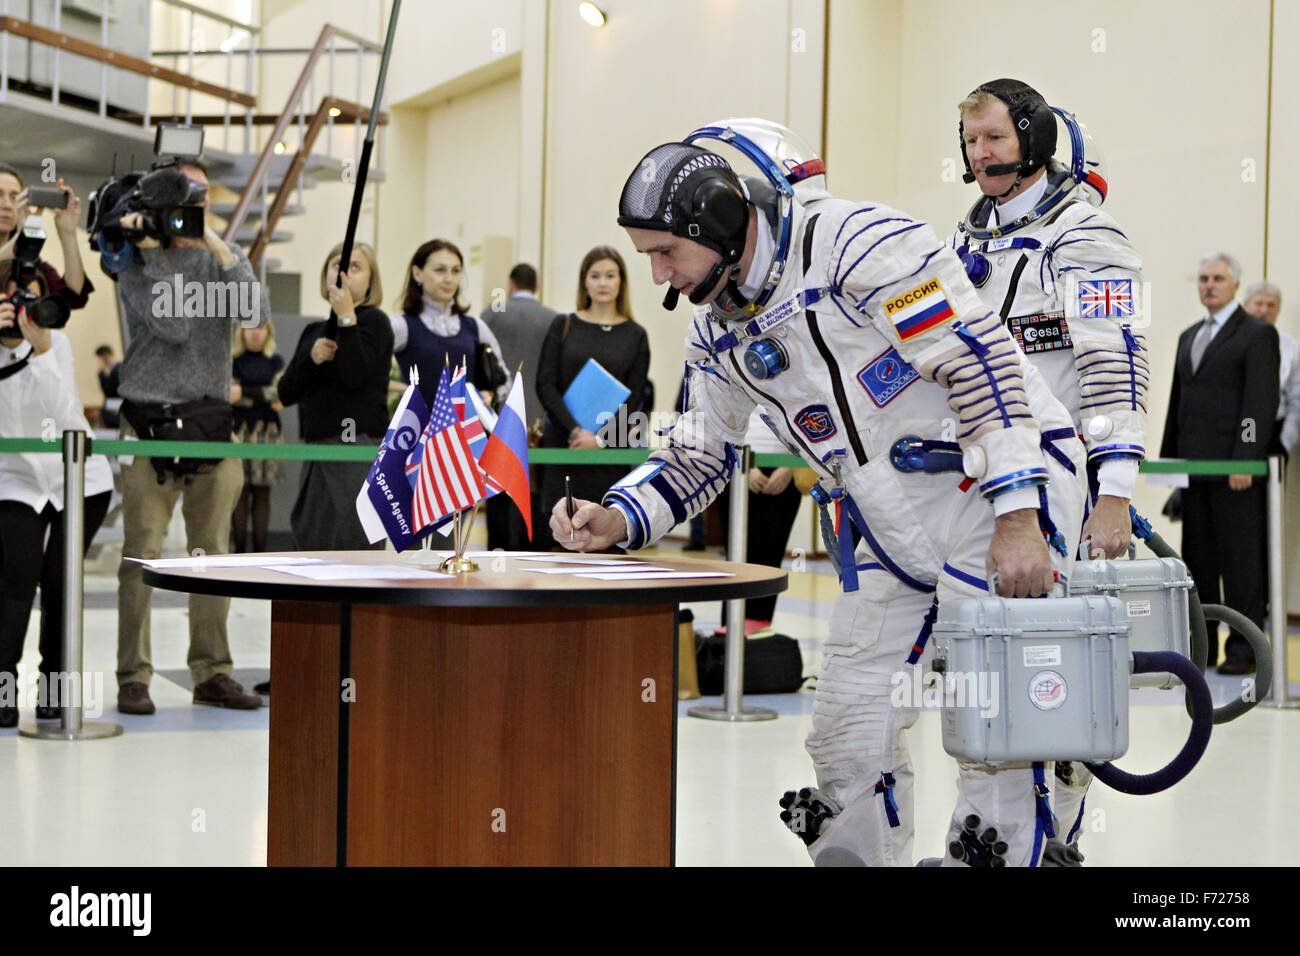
950,83,1148,862
611,119,1088,866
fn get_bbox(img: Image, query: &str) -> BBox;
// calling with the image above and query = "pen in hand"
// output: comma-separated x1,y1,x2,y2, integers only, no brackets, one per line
565,475,574,542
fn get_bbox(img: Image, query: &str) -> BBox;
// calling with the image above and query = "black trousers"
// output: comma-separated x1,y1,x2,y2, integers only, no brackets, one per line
1181,480,1266,665
0,492,112,688
716,470,803,622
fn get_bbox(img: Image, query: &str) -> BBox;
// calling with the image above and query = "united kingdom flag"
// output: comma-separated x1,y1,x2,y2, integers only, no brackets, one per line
1077,278,1134,318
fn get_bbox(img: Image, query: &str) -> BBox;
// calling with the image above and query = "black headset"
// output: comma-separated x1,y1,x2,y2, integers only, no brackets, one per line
959,79,1057,187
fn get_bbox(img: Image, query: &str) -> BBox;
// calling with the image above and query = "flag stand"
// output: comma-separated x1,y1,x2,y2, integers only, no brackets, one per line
440,503,480,573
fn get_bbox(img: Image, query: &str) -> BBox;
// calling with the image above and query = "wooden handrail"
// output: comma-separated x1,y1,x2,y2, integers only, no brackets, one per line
0,16,255,107
246,96,387,267
223,23,384,245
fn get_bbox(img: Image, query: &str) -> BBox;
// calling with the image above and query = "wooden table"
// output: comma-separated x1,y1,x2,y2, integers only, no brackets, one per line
143,551,785,867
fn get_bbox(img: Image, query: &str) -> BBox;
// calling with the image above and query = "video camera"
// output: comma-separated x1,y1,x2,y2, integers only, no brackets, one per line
87,124,208,269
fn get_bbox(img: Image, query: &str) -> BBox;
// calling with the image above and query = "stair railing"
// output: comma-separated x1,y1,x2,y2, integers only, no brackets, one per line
221,23,382,251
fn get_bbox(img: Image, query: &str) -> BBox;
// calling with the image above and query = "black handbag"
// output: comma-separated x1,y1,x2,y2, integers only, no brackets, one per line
696,633,807,695
474,342,507,391
122,397,233,482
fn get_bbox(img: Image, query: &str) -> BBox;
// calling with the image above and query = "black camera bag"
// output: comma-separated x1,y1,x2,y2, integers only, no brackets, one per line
122,397,233,482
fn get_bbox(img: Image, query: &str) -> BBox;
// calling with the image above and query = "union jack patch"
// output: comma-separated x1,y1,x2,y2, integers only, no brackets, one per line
1077,279,1134,319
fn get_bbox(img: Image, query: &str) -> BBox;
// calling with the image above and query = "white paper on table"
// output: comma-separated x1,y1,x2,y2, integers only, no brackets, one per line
514,555,649,564
521,565,673,575
464,551,554,558
263,563,452,581
574,571,734,581
132,556,327,569
1144,472,1190,488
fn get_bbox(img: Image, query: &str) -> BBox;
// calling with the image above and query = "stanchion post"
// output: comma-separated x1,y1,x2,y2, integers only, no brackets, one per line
18,431,122,740
1263,455,1297,708
688,445,777,723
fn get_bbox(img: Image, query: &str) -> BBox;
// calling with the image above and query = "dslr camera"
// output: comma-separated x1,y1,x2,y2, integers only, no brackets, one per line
2,213,71,328
87,124,208,271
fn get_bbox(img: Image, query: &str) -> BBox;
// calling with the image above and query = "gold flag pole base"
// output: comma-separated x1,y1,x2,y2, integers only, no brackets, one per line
439,503,481,573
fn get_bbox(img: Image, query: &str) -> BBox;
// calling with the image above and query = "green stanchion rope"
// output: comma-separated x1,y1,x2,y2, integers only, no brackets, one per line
0,438,1269,475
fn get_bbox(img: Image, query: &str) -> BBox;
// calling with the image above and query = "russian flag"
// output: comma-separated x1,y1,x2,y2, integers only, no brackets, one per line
478,371,533,538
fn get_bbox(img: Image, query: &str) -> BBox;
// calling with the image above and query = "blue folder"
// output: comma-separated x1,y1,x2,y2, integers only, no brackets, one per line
563,358,631,434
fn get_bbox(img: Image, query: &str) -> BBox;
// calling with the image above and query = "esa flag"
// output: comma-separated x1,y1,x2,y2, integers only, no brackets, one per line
355,379,433,551
411,367,487,530
477,371,533,538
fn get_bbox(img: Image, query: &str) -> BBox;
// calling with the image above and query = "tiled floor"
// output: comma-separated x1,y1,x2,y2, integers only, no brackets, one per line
2,542,1297,867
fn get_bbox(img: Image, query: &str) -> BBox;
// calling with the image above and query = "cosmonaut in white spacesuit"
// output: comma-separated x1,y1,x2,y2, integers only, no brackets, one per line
953,80,1148,866
549,119,1088,866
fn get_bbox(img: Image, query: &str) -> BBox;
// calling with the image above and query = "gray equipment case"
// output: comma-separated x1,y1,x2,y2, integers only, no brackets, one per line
1068,558,1192,690
932,596,1130,766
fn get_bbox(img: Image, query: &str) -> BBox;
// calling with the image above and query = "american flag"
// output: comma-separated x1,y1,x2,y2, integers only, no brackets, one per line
1078,278,1134,318
411,367,487,530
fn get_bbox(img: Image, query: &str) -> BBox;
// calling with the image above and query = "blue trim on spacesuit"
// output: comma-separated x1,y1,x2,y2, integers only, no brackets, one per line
834,221,927,290
840,495,934,594
604,492,650,550
942,562,989,593
1040,427,1081,474
905,598,940,665
1031,762,1056,867
1037,486,1069,557
649,474,688,526
1066,796,1086,845
1089,444,1145,464
979,468,1049,497
874,773,901,828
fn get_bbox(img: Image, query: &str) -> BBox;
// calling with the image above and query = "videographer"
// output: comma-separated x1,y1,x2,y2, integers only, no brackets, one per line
0,163,93,315
0,295,113,727
112,158,267,715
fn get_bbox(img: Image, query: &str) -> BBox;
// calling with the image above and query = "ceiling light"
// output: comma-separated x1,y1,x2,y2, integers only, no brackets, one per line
578,2,605,27
273,142,286,154
329,107,341,117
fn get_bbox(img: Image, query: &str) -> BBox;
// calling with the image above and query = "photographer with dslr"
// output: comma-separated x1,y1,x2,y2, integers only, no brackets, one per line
111,157,267,715
0,294,113,726
0,163,93,322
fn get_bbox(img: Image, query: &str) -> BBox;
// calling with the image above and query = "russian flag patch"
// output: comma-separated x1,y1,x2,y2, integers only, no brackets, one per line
883,278,954,341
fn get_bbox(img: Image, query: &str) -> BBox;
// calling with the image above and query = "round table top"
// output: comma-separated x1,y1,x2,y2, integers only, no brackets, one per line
140,550,788,608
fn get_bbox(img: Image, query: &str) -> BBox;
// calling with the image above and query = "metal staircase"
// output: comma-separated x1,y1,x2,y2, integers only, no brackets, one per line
0,0,389,314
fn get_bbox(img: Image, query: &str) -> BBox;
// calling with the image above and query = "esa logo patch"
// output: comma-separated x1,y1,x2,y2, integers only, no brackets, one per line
1006,312,1071,353
856,347,919,407
793,405,837,442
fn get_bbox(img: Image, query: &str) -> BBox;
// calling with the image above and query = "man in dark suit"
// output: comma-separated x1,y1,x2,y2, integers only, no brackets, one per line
1161,252,1280,673
482,263,557,550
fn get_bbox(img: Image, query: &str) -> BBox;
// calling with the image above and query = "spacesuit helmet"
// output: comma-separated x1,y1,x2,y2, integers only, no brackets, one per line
683,118,827,318
620,119,827,317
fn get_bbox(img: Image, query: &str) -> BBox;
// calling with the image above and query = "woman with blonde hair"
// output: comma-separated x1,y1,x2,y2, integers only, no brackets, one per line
277,241,393,551
230,318,285,552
